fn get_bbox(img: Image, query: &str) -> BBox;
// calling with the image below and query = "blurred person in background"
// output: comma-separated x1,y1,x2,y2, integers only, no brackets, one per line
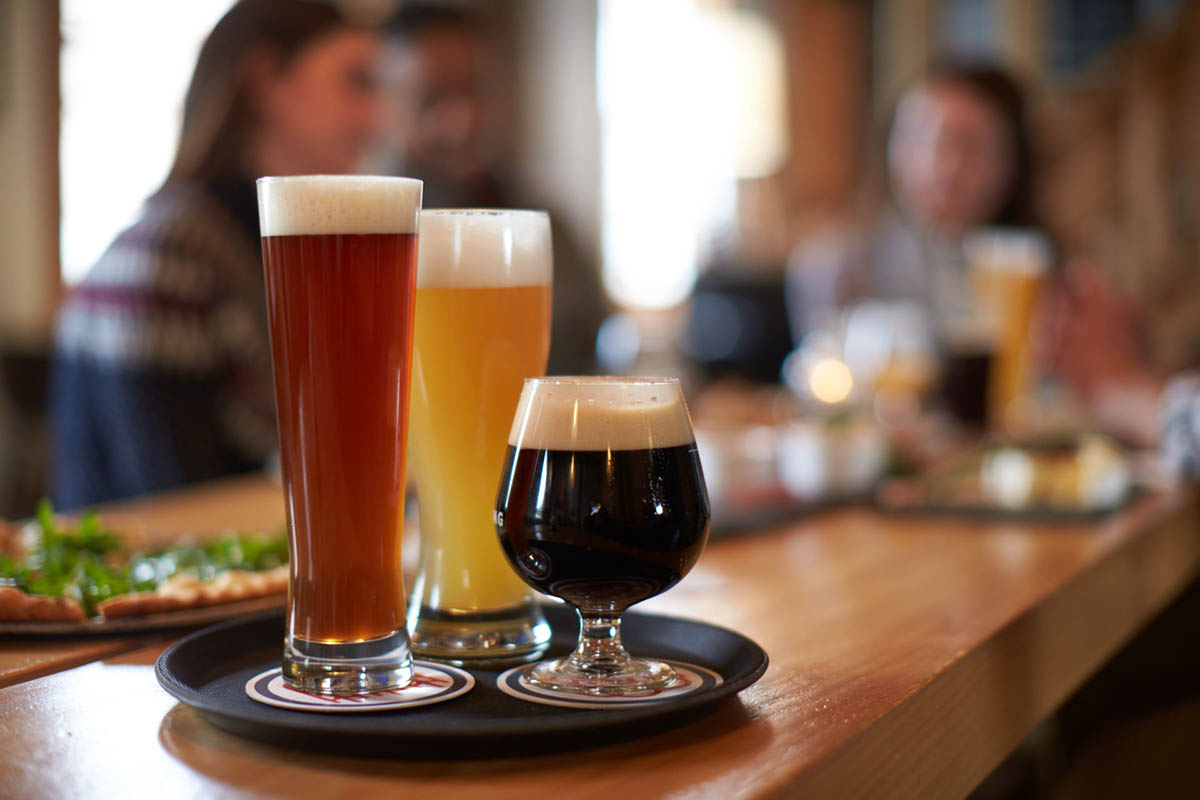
375,2,607,374
1036,4,1200,478
375,2,502,209
1034,12,1200,787
50,0,383,508
1038,3,1200,383
785,62,1041,429
1044,261,1200,481
1039,262,1200,800
787,62,1037,336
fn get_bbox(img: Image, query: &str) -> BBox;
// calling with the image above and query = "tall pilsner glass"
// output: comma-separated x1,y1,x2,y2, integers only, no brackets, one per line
407,209,553,666
258,175,422,694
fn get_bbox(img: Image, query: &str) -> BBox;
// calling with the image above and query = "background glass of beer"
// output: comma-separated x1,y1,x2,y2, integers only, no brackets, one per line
964,229,1052,430
495,377,711,695
258,175,422,694
407,209,553,666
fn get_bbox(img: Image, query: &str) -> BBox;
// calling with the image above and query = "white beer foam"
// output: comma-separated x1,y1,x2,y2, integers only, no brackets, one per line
257,175,422,236
417,210,552,288
508,378,694,451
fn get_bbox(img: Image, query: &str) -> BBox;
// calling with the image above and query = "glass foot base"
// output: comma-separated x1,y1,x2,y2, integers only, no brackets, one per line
408,602,551,668
283,628,413,695
523,655,678,696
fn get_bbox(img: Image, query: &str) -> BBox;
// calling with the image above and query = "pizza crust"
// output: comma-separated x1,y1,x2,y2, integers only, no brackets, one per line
0,519,20,558
0,515,289,622
96,565,288,619
0,586,86,621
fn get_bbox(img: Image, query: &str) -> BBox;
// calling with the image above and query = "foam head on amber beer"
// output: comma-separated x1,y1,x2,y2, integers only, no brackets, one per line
417,209,551,288
509,377,694,452
257,175,422,237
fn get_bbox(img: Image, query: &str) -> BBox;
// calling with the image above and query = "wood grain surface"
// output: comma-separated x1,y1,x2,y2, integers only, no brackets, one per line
0,635,158,689
94,475,286,547
0,478,1196,799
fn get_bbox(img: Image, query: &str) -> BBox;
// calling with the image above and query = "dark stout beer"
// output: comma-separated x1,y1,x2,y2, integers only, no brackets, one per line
496,443,709,610
494,377,710,614
493,377,710,694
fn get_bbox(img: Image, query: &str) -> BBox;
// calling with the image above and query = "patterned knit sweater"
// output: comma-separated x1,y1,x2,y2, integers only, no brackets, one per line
50,181,276,508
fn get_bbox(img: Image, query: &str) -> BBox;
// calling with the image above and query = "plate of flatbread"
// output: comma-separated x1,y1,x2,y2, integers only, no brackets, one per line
0,500,287,634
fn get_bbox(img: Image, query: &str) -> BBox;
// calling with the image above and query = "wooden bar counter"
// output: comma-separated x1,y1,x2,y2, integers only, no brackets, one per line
1,476,1197,799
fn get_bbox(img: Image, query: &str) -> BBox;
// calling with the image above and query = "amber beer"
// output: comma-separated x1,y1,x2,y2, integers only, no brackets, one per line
407,209,552,665
258,175,422,694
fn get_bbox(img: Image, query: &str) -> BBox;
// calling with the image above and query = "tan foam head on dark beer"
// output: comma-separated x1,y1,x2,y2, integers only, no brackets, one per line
508,377,695,452
257,175,422,236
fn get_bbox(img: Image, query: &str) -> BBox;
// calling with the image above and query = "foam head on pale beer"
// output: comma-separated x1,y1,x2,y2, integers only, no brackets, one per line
417,209,551,287
257,175,422,237
508,377,695,453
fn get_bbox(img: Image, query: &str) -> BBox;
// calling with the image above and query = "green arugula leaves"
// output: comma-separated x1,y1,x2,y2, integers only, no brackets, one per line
0,499,287,617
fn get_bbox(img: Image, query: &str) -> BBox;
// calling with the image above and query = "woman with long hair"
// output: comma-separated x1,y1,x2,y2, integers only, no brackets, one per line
786,62,1040,339
51,0,382,507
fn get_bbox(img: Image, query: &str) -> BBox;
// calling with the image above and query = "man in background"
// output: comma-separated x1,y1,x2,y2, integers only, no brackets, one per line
375,3,607,375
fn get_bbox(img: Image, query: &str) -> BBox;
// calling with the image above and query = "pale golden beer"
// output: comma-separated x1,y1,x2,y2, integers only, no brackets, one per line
411,284,551,609
407,209,553,665
964,229,1051,430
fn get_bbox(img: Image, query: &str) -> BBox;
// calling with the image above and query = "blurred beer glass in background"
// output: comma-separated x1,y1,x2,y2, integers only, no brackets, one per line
963,229,1052,431
407,209,553,666
938,305,998,430
258,176,423,695
783,301,938,424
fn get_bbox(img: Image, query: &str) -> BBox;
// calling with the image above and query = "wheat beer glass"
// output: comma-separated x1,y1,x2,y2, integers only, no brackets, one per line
258,176,422,694
407,210,553,665
496,377,711,695
964,229,1052,428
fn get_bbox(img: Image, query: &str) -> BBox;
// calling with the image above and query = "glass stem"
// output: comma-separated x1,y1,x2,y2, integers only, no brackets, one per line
568,609,632,674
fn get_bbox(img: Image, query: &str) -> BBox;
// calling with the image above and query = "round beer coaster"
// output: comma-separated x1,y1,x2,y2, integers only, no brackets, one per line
245,662,474,713
496,661,721,709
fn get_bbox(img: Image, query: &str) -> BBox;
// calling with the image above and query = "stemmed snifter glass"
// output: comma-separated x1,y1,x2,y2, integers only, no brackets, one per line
494,377,711,695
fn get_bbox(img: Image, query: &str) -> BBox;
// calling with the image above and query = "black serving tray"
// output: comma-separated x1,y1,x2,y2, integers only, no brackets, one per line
155,604,768,758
